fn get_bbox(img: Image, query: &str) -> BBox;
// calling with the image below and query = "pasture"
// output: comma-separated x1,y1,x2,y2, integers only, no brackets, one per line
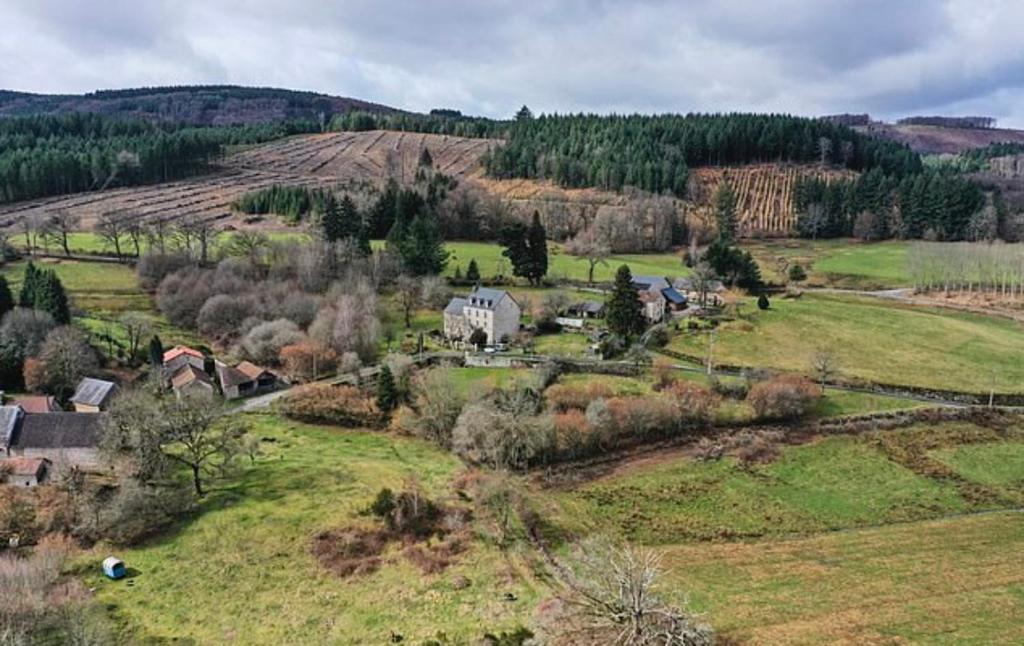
743,238,911,288
86,414,542,644
668,292,1024,392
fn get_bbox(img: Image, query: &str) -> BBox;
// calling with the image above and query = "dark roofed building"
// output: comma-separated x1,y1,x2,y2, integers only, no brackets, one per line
215,361,279,400
170,364,215,399
567,301,606,318
71,378,117,413
0,405,23,454
7,412,104,470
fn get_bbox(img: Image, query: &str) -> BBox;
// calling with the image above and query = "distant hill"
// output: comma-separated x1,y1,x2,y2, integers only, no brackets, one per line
848,121,1024,155
0,85,404,126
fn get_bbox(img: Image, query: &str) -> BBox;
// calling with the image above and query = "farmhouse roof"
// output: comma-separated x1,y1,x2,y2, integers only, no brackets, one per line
171,364,212,389
661,286,687,305
70,378,116,408
215,361,253,389
11,396,60,414
632,275,671,292
163,346,203,364
444,297,468,315
11,413,103,450
236,361,274,380
2,457,49,477
638,290,663,304
467,287,516,310
569,301,605,315
0,405,24,449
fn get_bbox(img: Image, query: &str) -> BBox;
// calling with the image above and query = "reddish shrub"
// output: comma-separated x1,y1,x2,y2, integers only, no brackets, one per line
282,384,383,428
746,375,822,420
310,528,388,578
663,381,721,426
545,382,613,412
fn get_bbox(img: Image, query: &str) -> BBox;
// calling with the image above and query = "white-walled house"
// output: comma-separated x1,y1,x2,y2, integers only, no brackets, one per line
443,288,521,345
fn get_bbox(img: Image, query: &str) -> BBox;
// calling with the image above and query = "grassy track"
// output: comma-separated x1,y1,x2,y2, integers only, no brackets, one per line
668,293,1024,392
85,415,542,644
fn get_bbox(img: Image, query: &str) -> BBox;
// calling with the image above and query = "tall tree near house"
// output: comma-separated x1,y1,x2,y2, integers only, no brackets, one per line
148,335,164,367
690,262,717,308
18,262,40,307
466,259,481,284
398,214,448,276
119,312,152,365
27,268,70,324
605,265,645,338
104,388,248,497
713,181,738,243
395,274,422,328
564,227,610,283
37,326,98,400
500,211,548,286
0,276,13,319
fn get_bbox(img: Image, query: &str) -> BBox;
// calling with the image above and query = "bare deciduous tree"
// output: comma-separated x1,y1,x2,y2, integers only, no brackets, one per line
810,348,840,386
119,312,153,365
41,210,80,257
565,227,611,284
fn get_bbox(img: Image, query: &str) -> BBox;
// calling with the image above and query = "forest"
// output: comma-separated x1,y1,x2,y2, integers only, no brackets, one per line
329,110,502,139
482,112,923,196
0,113,319,203
792,168,989,241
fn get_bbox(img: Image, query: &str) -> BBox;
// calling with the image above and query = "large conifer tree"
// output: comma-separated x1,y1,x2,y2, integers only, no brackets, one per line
605,265,645,338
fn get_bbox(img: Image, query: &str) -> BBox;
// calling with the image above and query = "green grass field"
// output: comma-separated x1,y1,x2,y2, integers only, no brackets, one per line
443,241,687,283
668,293,1024,392
22,231,311,257
1,258,205,349
537,418,1024,642
743,238,911,288
86,415,542,644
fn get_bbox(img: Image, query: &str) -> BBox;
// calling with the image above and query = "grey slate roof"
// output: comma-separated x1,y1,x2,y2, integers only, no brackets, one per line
569,301,605,315
215,361,253,389
444,297,468,315
632,275,671,291
466,288,511,310
70,378,116,407
11,413,103,449
0,405,24,449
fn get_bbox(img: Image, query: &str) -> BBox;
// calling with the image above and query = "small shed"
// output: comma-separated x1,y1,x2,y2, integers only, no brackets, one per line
102,556,126,580
71,378,117,413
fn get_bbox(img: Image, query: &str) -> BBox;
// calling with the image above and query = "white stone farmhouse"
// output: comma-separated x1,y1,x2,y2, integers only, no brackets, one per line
443,287,521,345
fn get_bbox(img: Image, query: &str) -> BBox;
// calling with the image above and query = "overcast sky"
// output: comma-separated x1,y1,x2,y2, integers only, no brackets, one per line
2,0,1023,126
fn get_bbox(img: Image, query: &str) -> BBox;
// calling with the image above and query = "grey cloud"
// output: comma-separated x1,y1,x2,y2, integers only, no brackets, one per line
0,0,1022,126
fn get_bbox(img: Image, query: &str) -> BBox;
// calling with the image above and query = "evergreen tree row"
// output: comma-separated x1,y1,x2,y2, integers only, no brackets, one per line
329,110,503,139
18,262,71,324
233,185,332,223
0,114,318,203
483,112,922,196
793,168,985,241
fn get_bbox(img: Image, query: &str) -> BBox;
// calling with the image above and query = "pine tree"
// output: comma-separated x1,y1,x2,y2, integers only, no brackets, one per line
321,193,344,243
418,147,433,168
34,270,70,324
149,335,164,367
605,265,645,338
714,181,738,243
525,211,548,286
376,364,399,412
466,259,481,283
399,214,449,276
757,293,770,310
0,276,13,319
500,211,548,286
19,263,39,307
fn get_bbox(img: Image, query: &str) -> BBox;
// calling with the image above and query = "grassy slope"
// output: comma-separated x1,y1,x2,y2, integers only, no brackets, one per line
0,258,203,348
668,293,1024,392
663,511,1024,645
931,442,1024,487
86,415,542,644
744,239,911,288
549,435,970,543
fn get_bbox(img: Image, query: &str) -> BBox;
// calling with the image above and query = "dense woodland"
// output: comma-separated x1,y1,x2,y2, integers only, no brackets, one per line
482,112,923,196
0,114,318,203
793,168,989,241
329,110,502,139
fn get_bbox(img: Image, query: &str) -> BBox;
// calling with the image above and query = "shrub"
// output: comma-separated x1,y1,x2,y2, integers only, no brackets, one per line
408,368,466,448
746,374,822,420
545,382,613,412
279,341,337,382
197,294,258,339
281,384,384,428
663,381,720,426
451,402,556,470
652,358,676,390
788,264,807,282
137,253,193,291
240,319,303,366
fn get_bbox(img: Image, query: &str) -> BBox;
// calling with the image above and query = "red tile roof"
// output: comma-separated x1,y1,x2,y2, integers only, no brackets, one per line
235,361,271,380
163,346,203,363
2,457,48,476
11,396,60,414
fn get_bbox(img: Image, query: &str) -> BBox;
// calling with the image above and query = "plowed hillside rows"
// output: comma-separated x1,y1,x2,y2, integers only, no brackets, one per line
690,164,856,236
0,131,500,231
